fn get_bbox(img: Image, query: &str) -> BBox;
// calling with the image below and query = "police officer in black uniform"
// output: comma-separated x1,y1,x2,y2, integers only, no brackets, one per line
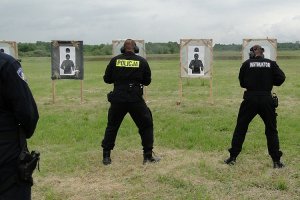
0,52,39,199
224,45,286,168
101,39,160,165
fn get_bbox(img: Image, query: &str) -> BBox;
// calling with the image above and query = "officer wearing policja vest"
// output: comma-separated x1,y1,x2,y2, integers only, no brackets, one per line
0,52,39,199
101,39,160,165
224,45,286,168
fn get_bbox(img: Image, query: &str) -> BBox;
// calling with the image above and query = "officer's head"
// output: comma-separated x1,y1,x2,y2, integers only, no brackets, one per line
121,39,139,54
194,54,199,59
0,48,4,53
66,54,70,59
251,45,264,57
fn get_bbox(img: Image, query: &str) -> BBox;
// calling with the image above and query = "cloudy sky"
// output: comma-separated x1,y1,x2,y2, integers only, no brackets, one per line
1,0,299,44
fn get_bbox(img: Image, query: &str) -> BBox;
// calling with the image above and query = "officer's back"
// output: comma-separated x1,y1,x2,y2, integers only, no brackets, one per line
239,51,285,92
104,43,151,103
104,51,151,86
0,52,39,198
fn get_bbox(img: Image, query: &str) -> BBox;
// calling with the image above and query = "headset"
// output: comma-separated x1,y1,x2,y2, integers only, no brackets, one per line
120,39,139,54
249,47,255,59
249,46,264,59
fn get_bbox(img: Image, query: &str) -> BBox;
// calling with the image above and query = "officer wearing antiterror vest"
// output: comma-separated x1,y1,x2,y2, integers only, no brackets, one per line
225,45,286,168
101,39,160,165
0,52,39,199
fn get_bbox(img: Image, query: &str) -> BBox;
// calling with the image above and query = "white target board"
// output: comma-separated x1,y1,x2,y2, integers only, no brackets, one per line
180,39,213,78
242,39,277,61
0,41,18,59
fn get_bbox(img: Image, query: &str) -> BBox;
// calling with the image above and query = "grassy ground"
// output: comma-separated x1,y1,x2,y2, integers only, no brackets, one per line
20,54,300,199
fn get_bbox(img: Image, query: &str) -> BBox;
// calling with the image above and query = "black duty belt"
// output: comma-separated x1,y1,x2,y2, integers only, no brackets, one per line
114,83,143,89
244,91,271,96
0,132,19,140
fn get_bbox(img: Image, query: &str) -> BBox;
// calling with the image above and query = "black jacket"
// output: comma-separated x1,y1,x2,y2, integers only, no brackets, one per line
0,52,39,183
103,52,151,102
0,52,39,137
239,56,285,92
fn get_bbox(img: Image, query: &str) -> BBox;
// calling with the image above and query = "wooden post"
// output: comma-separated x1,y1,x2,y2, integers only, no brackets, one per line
52,80,56,104
80,80,83,104
209,77,214,105
209,38,214,105
177,77,183,105
143,86,148,103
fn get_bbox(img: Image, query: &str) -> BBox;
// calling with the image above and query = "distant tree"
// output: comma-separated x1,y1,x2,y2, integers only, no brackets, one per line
214,43,242,51
16,41,300,57
278,42,300,50
18,43,36,52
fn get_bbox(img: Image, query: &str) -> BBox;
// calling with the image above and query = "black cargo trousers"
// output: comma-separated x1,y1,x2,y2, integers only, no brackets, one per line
101,101,154,153
229,92,282,162
0,140,31,200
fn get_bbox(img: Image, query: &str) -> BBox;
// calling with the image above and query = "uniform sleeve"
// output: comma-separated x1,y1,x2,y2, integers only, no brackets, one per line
141,59,151,86
4,61,39,138
103,59,114,84
238,62,247,88
272,61,286,86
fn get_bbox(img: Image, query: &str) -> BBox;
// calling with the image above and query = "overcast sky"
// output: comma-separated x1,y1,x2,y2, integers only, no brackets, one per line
1,0,299,44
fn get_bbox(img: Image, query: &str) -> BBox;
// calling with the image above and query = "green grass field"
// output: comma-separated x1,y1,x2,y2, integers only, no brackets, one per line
20,53,300,199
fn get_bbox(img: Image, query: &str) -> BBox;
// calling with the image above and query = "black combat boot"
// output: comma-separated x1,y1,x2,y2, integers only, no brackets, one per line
102,150,112,165
143,151,160,164
224,156,236,165
273,161,285,169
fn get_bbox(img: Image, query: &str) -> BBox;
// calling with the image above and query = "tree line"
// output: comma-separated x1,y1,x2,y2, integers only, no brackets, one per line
17,41,300,57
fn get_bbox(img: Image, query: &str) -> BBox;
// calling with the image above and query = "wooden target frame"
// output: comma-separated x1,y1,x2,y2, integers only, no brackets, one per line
0,41,18,59
112,39,146,58
51,40,84,104
178,39,214,105
242,38,277,61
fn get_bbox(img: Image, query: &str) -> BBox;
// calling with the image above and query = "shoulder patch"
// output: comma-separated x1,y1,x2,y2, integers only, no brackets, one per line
17,67,27,82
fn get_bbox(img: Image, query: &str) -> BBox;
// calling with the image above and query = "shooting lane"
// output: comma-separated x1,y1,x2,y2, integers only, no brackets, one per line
50,40,84,104
178,39,214,105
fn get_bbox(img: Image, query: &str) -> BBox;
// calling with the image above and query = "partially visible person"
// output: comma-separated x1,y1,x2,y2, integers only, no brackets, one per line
0,52,39,199
225,45,286,168
101,39,160,165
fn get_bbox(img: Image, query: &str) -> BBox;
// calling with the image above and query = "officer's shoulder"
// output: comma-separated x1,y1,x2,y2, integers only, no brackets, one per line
262,58,277,65
0,53,18,68
113,54,125,59
109,54,121,62
262,57,273,62
242,59,251,65
135,55,147,62
0,52,15,62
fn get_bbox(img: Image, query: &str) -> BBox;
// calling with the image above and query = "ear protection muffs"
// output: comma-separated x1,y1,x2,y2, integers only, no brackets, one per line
249,47,255,59
120,40,139,53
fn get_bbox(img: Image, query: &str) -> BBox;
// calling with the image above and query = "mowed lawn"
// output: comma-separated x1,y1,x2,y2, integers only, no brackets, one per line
20,53,300,199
